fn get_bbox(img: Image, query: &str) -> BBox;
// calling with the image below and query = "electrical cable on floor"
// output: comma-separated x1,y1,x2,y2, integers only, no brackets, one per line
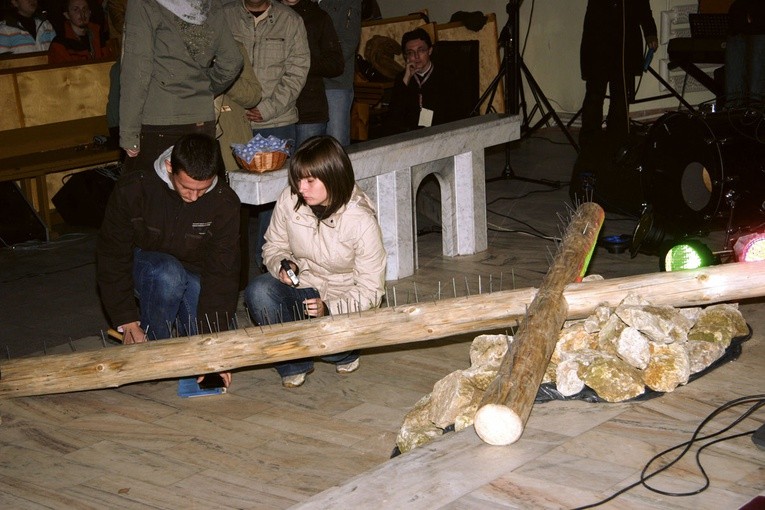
528,134,575,146
571,394,765,509
488,222,561,242
2,232,92,251
487,186,567,204
487,209,558,239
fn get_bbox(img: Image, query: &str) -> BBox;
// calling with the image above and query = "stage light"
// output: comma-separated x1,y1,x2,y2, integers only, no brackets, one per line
630,207,667,257
733,232,765,262
631,110,765,262
661,240,716,271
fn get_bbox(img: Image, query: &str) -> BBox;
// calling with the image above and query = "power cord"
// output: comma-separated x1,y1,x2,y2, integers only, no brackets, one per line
573,394,765,509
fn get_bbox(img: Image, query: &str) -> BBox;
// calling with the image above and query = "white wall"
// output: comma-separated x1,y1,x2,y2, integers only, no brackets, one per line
378,0,714,117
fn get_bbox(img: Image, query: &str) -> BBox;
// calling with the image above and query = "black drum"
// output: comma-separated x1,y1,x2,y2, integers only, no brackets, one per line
642,111,765,230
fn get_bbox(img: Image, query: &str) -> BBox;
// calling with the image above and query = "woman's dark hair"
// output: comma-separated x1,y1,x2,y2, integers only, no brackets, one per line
170,133,221,181
288,136,355,217
401,27,432,53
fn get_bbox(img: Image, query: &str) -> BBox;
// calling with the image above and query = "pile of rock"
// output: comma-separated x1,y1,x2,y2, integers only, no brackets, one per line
395,294,748,454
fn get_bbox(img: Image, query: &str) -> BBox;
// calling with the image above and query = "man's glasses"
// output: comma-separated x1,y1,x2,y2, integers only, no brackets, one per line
405,47,429,59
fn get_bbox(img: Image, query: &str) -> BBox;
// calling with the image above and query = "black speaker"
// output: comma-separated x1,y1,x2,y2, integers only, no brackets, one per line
0,181,48,245
432,40,480,120
52,167,119,228
570,129,647,217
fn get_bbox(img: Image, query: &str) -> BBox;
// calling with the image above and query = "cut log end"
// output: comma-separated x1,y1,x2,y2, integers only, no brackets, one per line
474,403,523,446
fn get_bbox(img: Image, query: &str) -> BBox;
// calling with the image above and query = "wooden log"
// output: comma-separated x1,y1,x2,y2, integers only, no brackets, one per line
474,202,604,445
1,260,765,399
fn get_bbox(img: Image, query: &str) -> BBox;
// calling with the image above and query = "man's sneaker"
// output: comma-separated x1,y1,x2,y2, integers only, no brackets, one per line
336,358,360,374
282,372,307,388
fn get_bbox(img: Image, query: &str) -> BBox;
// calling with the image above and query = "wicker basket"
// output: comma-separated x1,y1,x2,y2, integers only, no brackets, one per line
236,151,288,173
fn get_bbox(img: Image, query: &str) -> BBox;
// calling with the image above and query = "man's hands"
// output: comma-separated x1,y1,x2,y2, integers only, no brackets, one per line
646,35,659,51
245,107,264,122
402,62,416,86
196,372,232,388
120,321,147,344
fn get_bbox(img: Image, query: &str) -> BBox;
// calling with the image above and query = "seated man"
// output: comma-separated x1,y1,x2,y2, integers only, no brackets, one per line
97,133,241,385
0,0,56,54
47,0,112,64
382,28,472,135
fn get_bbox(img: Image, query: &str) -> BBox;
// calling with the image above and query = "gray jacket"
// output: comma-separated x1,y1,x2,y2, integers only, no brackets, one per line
224,0,310,129
119,0,243,151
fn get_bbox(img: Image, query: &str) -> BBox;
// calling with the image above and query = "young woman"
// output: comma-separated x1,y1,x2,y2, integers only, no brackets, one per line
245,135,386,388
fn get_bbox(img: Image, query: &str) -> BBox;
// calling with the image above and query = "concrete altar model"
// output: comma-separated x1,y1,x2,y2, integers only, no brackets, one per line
228,114,521,281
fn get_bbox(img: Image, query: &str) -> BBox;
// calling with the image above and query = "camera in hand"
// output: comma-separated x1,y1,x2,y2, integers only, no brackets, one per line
281,259,300,286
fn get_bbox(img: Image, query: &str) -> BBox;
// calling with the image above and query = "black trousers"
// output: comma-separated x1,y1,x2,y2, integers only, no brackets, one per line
122,121,216,173
580,73,635,150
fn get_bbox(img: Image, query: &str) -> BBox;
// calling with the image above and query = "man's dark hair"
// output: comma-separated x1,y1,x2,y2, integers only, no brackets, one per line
401,27,432,53
170,133,221,181
288,135,355,218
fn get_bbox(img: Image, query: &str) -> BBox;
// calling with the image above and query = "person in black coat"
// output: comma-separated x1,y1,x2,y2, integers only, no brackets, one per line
282,0,344,148
579,0,658,149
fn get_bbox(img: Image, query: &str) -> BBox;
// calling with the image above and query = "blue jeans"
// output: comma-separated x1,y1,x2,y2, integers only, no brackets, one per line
133,248,201,340
251,124,297,268
325,88,354,146
245,273,359,377
295,122,327,149
725,34,765,107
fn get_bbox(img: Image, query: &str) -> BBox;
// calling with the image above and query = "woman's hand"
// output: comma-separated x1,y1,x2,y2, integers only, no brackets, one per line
302,297,327,318
278,260,299,286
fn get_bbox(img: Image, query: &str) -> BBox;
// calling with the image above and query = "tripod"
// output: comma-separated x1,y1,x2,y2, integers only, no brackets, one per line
479,0,579,185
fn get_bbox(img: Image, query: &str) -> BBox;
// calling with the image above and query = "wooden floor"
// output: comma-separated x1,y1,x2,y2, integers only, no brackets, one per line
1,133,763,509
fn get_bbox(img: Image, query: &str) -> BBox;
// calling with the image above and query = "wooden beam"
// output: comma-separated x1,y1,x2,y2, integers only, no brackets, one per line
473,203,604,446
2,260,765,399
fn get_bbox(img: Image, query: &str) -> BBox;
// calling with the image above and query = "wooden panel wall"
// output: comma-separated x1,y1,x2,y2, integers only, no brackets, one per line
358,14,433,69
0,74,22,131
0,60,113,132
15,61,113,127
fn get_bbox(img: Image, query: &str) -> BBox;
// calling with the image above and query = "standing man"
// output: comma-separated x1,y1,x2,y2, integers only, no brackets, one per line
579,0,658,150
318,0,362,147
224,0,309,270
0,0,56,54
97,134,241,356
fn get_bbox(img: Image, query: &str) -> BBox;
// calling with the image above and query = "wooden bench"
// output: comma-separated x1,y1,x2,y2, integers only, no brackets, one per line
0,58,118,233
0,117,120,229
0,51,49,70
